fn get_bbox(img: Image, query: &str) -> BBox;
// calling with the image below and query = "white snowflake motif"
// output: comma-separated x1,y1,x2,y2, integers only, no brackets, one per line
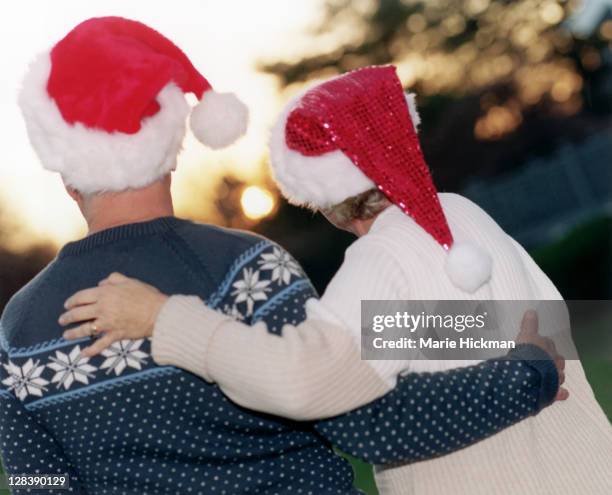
258,247,302,286
48,346,97,390
100,339,148,376
231,267,271,316
2,358,49,401
222,304,245,321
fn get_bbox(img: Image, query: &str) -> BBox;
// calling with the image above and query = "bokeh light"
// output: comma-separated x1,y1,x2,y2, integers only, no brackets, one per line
240,186,276,220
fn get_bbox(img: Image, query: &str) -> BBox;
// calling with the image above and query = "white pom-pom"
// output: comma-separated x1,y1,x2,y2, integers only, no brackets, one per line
405,93,421,131
445,241,492,293
190,90,249,149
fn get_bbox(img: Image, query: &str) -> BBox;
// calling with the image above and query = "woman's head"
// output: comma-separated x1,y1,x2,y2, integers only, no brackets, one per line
322,188,391,235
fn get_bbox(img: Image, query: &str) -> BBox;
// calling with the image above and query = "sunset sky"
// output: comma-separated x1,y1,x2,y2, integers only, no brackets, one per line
1,0,323,248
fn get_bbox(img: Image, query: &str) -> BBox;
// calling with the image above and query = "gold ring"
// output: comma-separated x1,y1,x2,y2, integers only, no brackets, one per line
90,323,99,337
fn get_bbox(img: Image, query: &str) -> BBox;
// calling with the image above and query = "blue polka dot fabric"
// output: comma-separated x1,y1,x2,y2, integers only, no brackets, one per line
316,344,557,465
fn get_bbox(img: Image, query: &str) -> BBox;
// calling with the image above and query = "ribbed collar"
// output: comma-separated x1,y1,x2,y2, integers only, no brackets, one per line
59,216,179,258
369,205,405,234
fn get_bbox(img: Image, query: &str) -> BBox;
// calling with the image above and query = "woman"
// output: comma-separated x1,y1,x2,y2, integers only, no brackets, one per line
61,66,612,494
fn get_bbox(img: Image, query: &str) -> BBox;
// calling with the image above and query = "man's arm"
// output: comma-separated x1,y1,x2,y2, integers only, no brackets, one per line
0,354,85,493
314,344,557,464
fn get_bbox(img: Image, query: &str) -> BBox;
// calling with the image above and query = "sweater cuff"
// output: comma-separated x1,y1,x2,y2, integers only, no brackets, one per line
151,295,231,381
507,343,559,410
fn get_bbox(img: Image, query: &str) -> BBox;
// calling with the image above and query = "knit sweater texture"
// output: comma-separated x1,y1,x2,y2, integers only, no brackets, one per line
0,216,558,495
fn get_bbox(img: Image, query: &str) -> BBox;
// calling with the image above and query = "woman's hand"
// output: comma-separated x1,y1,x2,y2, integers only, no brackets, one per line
59,273,169,357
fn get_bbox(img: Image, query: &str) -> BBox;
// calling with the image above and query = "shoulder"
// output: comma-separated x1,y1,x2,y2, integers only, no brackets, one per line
0,262,57,350
171,219,316,320
171,218,270,256
168,218,273,282
327,230,407,297
439,193,502,229
344,208,418,266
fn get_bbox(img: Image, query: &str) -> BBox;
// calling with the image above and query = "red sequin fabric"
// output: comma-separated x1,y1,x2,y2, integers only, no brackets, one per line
285,65,454,250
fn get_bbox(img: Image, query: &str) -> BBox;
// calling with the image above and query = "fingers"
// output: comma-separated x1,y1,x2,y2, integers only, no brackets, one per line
520,309,539,336
555,387,570,401
81,333,120,358
104,272,130,285
64,288,102,310
59,304,100,326
62,321,100,340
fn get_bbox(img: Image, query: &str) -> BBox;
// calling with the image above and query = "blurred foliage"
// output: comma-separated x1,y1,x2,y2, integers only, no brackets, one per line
262,0,609,106
259,0,611,190
531,215,611,298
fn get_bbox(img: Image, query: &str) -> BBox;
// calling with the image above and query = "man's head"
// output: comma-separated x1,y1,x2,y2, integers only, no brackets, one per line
19,16,248,212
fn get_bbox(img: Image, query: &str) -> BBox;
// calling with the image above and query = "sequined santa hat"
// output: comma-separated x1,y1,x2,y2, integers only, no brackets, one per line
19,16,248,194
269,65,492,293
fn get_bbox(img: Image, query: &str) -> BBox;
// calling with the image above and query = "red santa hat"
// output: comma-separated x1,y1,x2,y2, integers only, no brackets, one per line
19,16,248,194
269,65,492,293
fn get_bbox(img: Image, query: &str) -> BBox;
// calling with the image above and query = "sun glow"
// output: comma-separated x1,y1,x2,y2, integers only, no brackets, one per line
240,186,276,220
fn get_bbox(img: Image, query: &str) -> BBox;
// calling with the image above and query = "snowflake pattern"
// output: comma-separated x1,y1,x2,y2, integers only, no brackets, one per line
231,267,271,316
0,244,305,403
48,346,97,390
100,339,148,376
2,358,49,401
258,247,302,286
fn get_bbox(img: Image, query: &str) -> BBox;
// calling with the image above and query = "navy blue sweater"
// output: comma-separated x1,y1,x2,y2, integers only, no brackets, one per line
0,218,558,494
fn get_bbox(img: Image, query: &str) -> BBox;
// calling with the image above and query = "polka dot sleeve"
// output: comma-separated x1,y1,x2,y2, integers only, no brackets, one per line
0,354,85,494
314,344,559,465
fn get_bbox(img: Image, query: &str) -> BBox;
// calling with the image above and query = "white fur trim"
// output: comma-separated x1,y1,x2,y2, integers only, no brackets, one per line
268,91,421,209
405,93,420,130
18,53,189,194
190,90,248,150
445,241,493,293
269,94,374,209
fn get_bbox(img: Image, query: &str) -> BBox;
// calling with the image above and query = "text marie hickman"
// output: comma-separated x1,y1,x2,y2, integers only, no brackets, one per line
372,336,516,350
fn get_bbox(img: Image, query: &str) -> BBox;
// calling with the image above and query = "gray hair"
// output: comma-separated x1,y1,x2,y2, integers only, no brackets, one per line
322,188,391,228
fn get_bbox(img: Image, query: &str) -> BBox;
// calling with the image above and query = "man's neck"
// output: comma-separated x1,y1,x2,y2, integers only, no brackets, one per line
84,182,175,235
87,209,174,234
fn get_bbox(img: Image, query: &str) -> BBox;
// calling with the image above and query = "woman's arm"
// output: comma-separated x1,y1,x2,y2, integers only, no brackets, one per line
152,295,391,419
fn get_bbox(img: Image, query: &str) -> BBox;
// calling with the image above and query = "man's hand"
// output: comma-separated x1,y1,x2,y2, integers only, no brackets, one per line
516,310,569,402
59,273,169,357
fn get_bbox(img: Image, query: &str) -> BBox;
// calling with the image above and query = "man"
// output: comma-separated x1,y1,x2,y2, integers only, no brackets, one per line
1,19,561,495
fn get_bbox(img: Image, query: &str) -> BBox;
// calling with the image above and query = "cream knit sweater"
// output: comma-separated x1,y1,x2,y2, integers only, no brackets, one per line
153,193,612,494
